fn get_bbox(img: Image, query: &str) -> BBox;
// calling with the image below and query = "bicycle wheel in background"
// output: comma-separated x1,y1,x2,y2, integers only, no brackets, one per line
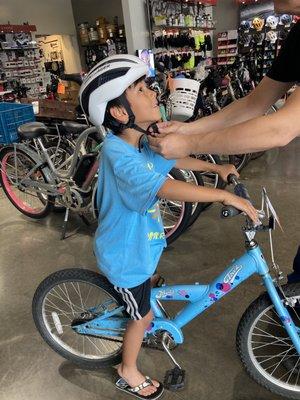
0,147,53,218
160,168,193,245
180,169,206,229
229,153,252,172
192,154,227,211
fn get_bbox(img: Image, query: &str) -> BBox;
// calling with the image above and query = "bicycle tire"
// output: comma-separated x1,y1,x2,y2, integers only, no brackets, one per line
32,268,125,370
0,147,53,219
229,153,251,172
237,283,300,399
185,170,206,229
162,168,193,245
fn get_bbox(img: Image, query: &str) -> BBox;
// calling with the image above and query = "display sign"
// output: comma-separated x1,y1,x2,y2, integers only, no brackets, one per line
0,24,36,33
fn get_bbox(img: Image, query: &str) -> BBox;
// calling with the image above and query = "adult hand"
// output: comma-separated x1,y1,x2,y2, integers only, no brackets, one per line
148,133,192,159
149,120,186,137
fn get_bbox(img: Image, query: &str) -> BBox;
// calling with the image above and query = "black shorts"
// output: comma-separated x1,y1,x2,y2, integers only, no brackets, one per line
113,278,151,320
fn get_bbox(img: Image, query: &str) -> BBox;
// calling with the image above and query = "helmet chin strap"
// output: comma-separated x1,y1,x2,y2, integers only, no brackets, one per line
118,93,159,152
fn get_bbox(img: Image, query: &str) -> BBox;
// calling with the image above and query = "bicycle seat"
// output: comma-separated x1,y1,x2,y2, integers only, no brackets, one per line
18,122,49,140
61,121,89,135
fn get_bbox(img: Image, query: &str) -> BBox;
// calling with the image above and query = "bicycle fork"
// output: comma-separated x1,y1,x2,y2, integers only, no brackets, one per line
263,273,300,354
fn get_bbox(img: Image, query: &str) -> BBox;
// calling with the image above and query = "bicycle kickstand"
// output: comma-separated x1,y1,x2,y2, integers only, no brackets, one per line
61,208,70,240
161,332,186,391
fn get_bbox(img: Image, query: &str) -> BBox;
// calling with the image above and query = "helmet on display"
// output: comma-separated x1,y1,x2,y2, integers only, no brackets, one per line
79,54,148,128
278,29,289,41
266,15,279,29
239,32,251,46
253,32,264,44
279,14,292,25
252,17,265,31
240,20,251,31
266,30,278,43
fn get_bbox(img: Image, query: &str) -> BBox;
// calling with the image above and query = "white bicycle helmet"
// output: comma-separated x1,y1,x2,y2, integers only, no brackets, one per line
266,15,279,29
79,54,149,128
266,30,278,44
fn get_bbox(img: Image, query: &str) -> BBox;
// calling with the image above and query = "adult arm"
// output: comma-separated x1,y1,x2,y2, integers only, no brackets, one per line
157,77,293,137
149,86,300,158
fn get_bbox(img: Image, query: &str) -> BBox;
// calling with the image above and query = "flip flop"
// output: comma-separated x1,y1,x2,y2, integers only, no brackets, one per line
115,375,164,400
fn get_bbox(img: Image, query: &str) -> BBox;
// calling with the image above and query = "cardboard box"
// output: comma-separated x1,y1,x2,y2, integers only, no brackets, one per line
21,98,77,120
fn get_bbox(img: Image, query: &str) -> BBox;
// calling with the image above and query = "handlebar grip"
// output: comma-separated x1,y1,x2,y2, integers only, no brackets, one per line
227,173,238,185
221,206,241,219
222,174,252,219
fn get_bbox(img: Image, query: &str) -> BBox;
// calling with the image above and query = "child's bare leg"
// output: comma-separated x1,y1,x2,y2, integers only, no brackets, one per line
117,310,159,397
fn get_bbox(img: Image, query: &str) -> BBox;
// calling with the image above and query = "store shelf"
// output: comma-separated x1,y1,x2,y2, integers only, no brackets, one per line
218,44,237,49
152,25,215,31
0,90,13,95
218,53,237,57
0,47,39,50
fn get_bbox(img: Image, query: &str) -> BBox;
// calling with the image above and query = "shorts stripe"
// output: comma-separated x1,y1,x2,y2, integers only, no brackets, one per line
124,288,142,320
113,285,142,320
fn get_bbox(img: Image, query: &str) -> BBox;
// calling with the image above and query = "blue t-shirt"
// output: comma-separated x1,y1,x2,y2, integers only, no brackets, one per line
94,132,176,288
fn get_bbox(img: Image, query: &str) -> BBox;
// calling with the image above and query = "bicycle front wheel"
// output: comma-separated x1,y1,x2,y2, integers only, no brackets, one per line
237,283,300,399
0,147,53,218
32,268,124,369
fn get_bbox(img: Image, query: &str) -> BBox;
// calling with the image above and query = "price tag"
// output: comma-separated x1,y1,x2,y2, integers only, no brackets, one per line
57,82,65,95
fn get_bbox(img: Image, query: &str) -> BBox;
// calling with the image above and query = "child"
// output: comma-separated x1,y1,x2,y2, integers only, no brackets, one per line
79,55,258,400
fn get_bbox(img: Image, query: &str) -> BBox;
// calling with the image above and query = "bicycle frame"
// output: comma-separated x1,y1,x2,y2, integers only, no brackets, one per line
5,126,103,197
73,243,300,355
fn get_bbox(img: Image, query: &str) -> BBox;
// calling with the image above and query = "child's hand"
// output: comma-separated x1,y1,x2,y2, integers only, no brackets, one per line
223,192,259,223
216,164,239,183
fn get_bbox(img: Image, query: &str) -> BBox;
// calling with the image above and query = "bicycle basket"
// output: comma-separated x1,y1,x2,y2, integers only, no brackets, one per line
169,78,200,122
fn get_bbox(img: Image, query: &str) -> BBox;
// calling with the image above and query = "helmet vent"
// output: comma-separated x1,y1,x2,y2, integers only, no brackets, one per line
82,67,130,116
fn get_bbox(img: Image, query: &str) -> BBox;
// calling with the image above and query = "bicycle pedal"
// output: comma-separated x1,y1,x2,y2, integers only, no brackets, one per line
164,366,185,391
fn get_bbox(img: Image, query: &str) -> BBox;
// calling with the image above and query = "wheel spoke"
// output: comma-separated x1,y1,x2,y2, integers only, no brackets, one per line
41,278,123,361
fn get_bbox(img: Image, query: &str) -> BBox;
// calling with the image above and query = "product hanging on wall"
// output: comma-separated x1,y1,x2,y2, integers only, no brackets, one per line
0,24,49,99
237,5,296,82
77,16,127,70
147,0,216,74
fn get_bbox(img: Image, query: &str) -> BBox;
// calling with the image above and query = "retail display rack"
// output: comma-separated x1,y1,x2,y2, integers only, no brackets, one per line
0,24,49,98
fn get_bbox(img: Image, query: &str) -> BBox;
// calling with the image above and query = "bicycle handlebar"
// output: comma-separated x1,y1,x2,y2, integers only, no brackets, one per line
221,174,252,219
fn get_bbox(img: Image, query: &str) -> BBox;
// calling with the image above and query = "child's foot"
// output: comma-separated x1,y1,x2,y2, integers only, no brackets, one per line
117,365,160,397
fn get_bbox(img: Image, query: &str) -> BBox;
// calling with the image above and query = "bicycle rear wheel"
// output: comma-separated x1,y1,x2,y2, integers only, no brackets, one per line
0,147,53,218
32,268,124,369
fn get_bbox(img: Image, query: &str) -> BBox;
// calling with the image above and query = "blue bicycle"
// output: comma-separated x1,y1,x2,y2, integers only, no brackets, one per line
32,175,300,399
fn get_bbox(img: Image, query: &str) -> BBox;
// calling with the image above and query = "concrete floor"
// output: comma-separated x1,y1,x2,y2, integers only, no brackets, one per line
0,139,299,400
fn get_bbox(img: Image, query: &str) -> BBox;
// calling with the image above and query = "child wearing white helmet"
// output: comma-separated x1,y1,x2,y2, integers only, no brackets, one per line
79,54,258,400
